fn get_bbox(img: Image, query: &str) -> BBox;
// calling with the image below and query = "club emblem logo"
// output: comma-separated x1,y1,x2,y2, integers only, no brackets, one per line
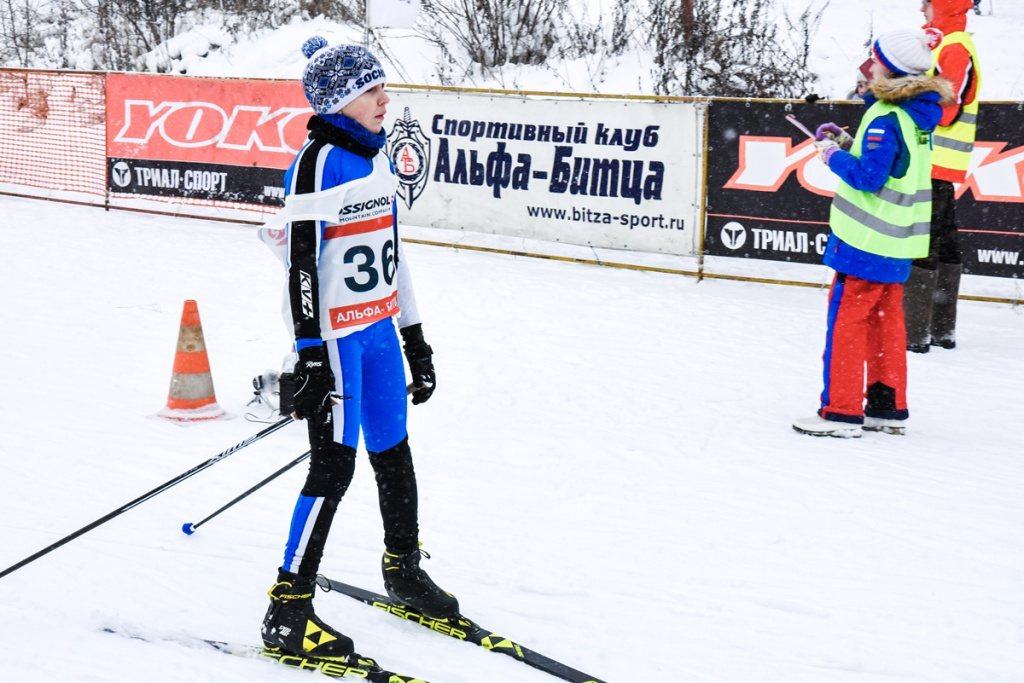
720,221,747,250
111,161,132,188
387,107,431,210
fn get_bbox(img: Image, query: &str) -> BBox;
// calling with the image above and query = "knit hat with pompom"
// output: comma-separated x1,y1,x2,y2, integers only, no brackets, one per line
872,28,944,76
300,37,387,115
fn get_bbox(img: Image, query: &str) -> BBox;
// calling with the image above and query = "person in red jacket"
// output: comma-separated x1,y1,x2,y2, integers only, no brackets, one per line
903,0,981,352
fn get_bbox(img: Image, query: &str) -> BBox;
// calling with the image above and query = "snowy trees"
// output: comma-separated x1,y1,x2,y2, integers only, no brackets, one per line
0,0,196,70
0,0,360,71
422,0,564,68
1,0,49,67
417,0,825,97
0,0,825,97
641,0,827,97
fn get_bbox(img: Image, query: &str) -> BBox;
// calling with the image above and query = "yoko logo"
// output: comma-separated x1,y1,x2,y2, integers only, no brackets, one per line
111,161,132,188
114,100,308,153
724,136,1024,204
720,221,747,250
387,107,431,210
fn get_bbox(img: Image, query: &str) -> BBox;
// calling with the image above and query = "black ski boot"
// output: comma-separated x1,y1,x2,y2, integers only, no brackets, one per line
261,569,354,658
930,263,962,349
903,265,937,353
382,548,460,619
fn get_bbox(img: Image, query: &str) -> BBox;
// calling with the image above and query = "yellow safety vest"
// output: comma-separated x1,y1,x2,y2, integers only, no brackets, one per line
929,32,981,178
830,102,932,259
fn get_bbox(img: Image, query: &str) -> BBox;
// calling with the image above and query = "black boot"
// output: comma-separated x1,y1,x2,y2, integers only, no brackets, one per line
930,263,961,349
903,265,937,353
382,548,460,619
261,569,354,658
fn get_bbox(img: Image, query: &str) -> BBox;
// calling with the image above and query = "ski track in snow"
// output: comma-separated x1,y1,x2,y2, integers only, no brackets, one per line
0,195,1022,682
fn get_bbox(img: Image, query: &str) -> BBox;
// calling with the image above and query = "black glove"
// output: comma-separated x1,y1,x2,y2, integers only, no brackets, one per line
292,345,335,420
400,324,435,405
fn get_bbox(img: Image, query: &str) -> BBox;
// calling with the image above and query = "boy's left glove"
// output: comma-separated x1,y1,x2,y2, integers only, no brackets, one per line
292,345,336,419
400,323,435,405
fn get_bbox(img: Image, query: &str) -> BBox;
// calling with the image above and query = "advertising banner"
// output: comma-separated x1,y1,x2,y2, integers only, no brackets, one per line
105,76,701,257
957,103,1024,279
106,73,308,206
704,99,1024,279
386,90,702,256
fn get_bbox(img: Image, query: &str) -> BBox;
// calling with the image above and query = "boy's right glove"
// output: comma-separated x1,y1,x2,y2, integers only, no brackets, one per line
400,324,435,405
292,345,335,420
815,122,854,150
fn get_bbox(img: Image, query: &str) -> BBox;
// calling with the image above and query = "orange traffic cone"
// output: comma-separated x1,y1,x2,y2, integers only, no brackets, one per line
156,300,230,422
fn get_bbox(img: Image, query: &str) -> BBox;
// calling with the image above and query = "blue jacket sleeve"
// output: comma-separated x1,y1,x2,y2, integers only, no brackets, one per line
826,113,904,193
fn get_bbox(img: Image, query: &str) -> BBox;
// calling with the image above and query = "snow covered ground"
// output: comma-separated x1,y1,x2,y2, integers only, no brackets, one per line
1,194,1023,682
172,0,1023,100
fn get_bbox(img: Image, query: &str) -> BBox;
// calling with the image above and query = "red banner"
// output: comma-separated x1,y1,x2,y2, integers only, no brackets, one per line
106,73,309,169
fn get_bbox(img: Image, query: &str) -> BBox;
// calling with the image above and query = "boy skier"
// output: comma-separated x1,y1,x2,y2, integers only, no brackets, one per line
257,38,458,658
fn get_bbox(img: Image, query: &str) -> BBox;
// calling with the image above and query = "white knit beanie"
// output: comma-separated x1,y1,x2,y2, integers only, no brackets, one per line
872,28,942,76
300,37,387,115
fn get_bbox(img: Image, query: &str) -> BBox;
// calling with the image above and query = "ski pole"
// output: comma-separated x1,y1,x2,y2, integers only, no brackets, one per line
182,450,311,535
787,114,849,142
185,385,417,534
0,415,294,580
785,113,817,140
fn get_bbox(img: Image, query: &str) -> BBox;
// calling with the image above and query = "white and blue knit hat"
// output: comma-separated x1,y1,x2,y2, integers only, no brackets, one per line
301,37,387,115
872,28,942,76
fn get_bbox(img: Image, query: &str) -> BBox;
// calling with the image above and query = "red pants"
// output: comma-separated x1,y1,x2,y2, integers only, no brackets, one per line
819,273,909,423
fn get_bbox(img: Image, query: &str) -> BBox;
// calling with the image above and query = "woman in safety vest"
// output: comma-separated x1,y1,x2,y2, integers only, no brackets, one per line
903,0,982,352
794,28,954,438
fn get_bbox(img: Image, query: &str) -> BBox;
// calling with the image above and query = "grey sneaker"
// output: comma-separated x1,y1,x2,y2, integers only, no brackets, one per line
792,415,862,438
863,416,906,435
